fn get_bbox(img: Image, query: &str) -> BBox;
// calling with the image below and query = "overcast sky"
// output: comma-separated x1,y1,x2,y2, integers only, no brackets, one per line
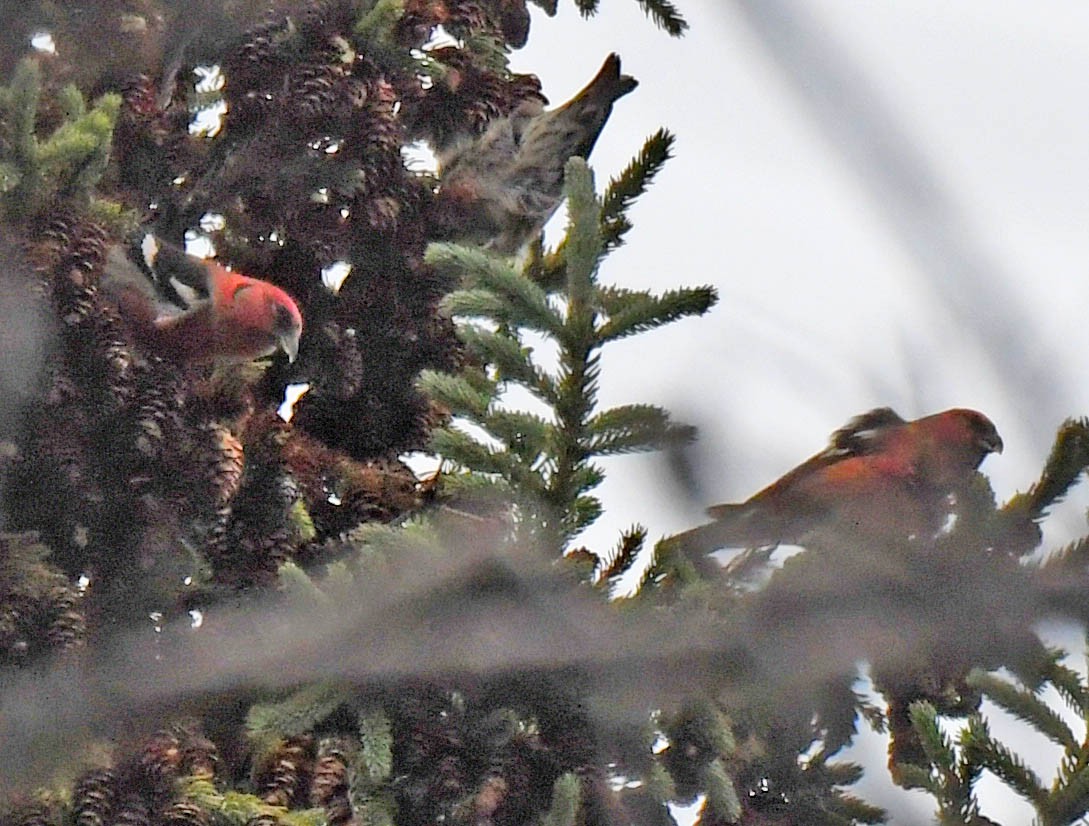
506,2,1089,822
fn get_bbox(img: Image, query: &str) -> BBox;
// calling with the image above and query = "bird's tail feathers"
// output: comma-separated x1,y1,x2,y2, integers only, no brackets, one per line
583,53,638,105
671,504,773,558
706,502,746,521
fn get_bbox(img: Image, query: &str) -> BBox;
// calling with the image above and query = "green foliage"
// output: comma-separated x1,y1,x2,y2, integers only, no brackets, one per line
634,0,689,36
422,152,714,551
898,702,988,824
349,709,397,826
900,648,1089,826
594,523,648,584
0,59,120,221
182,778,328,826
357,708,394,784
701,758,742,821
1005,418,1089,521
601,128,675,250
529,130,681,291
247,682,354,752
541,773,581,826
355,0,406,43
567,0,687,35
279,561,335,607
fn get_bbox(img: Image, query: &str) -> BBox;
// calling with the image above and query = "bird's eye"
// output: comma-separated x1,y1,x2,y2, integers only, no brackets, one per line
273,302,295,330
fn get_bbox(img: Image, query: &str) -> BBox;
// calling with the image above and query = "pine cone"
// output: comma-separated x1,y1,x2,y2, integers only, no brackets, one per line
45,582,86,650
109,794,150,826
139,727,184,790
3,800,59,826
159,801,209,826
196,422,246,509
258,737,314,809
224,17,290,93
72,768,118,826
131,364,184,460
314,321,364,401
182,731,220,781
290,63,348,124
310,738,352,822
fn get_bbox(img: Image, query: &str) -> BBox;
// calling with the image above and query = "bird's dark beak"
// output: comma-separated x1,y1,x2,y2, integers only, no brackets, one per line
279,329,300,363
982,432,1004,454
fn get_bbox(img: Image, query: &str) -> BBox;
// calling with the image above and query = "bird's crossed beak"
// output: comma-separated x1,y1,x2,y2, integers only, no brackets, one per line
279,329,300,363
981,432,1004,455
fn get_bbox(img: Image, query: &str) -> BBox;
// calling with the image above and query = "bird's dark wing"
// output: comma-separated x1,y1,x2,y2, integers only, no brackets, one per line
827,407,906,456
712,408,907,512
118,232,211,311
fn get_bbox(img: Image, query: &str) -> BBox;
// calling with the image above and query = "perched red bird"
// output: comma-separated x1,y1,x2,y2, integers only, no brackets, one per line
101,235,303,364
434,53,637,254
676,408,1004,551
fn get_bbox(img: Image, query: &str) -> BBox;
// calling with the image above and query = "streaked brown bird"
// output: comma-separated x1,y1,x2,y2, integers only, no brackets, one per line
433,53,637,254
676,407,1004,551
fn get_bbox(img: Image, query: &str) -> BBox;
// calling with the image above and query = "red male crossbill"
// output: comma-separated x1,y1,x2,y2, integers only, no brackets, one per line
433,53,638,254
677,407,1004,550
101,235,303,364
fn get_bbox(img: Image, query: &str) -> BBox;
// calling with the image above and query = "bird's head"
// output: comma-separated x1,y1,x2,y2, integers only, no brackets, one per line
219,269,303,363
944,408,1004,468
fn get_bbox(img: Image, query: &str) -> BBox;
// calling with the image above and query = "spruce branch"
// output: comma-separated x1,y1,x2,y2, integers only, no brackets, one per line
355,0,406,42
428,427,527,481
564,158,604,309
1044,537,1089,572
441,288,524,324
456,325,557,400
601,128,675,248
462,33,514,73
279,561,334,607
959,714,1046,810
484,409,552,462
1047,763,1089,826
0,58,120,220
246,681,354,745
430,244,562,336
1043,657,1089,718
356,708,394,785
597,285,717,342
585,403,695,455
530,130,683,289
907,701,957,780
1005,418,1089,521
565,0,686,35
702,758,742,821
966,669,1077,751
596,524,648,583
569,493,604,533
422,153,710,550
573,0,599,18
181,778,326,826
904,702,998,824
416,369,495,418
542,772,581,826
835,795,887,825
635,0,689,36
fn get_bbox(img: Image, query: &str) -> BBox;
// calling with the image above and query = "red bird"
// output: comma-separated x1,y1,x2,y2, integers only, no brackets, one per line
102,236,303,364
676,408,1004,550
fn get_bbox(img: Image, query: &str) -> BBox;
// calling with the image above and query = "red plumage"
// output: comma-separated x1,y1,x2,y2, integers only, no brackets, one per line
679,407,1004,550
101,238,303,365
